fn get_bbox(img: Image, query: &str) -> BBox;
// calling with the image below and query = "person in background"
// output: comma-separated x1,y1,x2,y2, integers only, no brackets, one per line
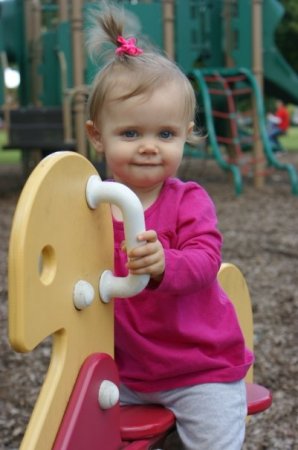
267,99,290,152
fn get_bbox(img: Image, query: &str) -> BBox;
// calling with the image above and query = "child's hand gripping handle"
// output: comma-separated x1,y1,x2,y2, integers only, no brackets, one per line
86,175,150,303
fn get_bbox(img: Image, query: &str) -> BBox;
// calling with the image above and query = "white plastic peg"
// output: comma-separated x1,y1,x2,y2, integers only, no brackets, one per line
73,280,95,310
98,380,119,410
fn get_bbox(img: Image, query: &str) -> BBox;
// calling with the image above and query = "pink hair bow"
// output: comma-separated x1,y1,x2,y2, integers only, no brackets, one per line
116,36,143,56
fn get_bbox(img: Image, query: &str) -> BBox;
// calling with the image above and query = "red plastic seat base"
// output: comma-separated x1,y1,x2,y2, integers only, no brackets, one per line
120,404,176,441
120,382,272,443
122,441,152,449
246,382,272,415
53,351,272,449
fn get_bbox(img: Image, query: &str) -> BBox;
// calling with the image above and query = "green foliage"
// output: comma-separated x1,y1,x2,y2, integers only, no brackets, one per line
276,0,298,73
280,126,298,151
0,131,20,164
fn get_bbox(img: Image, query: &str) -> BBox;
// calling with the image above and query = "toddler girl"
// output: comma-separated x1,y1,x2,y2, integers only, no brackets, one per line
85,3,253,449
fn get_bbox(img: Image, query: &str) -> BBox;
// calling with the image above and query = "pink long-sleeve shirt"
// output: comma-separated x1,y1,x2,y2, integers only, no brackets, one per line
113,178,253,392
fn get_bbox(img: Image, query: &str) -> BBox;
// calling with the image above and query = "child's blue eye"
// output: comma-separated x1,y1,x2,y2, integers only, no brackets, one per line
160,130,173,139
123,130,138,138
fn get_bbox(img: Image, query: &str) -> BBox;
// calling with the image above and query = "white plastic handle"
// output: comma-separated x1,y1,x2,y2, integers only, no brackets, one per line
86,175,150,303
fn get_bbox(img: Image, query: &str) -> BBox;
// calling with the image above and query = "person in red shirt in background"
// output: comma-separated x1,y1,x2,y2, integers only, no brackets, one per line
267,99,290,152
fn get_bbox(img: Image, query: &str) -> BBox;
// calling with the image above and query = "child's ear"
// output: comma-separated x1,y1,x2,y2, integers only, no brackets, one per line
85,120,104,153
187,121,194,137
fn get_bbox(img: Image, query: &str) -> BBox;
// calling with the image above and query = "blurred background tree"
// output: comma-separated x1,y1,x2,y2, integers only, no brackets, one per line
276,0,298,73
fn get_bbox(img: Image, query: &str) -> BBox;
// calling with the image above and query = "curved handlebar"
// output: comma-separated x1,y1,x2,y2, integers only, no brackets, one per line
86,175,150,303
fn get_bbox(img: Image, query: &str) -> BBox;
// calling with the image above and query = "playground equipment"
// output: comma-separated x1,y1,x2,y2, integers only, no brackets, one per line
0,0,297,192
8,152,272,450
188,67,298,195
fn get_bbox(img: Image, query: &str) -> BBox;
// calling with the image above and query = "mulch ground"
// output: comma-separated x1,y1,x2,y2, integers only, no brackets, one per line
1,151,298,449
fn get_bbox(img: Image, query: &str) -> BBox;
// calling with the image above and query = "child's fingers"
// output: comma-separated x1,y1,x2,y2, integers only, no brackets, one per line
137,229,158,243
128,230,159,258
125,229,165,279
128,241,158,258
127,244,165,276
128,257,163,276
127,251,158,269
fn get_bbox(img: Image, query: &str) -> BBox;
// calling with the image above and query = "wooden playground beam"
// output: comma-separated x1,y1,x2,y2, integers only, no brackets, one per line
163,0,175,60
71,0,88,156
252,0,265,189
58,0,68,22
25,0,42,107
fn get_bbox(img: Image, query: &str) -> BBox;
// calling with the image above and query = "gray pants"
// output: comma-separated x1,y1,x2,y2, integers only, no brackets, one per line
120,379,247,450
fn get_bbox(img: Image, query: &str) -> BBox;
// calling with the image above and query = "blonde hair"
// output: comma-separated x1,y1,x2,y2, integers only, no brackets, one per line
86,2,200,145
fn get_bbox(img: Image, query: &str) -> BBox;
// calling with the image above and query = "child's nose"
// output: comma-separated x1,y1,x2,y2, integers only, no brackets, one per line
138,140,158,154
